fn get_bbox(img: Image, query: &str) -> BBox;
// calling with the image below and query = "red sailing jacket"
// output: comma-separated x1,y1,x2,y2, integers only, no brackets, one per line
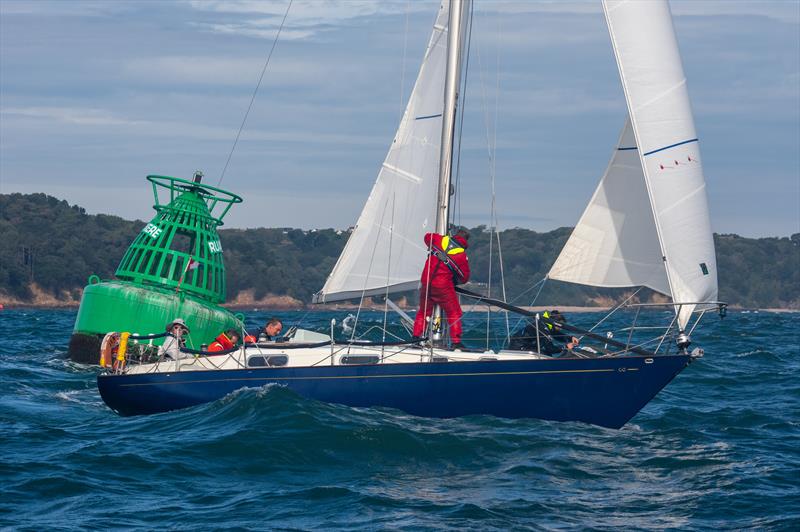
420,233,470,287
208,332,235,352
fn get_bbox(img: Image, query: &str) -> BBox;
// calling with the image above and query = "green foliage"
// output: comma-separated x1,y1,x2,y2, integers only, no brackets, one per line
221,227,347,302
715,233,800,308
1,193,797,308
0,194,141,298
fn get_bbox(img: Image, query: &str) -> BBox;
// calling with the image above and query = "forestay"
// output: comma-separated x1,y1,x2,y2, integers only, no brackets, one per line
314,2,450,303
552,0,717,330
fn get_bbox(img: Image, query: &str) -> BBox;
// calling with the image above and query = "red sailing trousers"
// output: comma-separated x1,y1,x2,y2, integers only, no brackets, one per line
413,278,463,343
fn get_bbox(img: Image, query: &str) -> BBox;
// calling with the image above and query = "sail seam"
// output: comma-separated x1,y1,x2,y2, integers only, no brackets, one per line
655,182,706,218
632,78,686,113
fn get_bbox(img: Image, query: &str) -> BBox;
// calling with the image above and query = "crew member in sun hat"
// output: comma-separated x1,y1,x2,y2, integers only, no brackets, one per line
159,318,190,359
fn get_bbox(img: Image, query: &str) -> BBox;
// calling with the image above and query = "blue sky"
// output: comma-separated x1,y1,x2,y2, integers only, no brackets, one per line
1,0,798,237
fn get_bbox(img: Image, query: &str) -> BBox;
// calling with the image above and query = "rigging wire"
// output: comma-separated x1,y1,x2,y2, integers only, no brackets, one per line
586,286,644,334
382,193,397,350
508,276,548,340
217,0,293,186
475,10,511,348
473,17,492,348
399,1,411,120
350,196,392,343
489,13,511,344
490,13,510,342
451,3,474,229
379,1,411,346
494,229,511,342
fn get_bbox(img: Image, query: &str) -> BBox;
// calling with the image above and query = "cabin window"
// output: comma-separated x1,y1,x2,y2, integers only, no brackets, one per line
340,355,380,365
248,355,288,367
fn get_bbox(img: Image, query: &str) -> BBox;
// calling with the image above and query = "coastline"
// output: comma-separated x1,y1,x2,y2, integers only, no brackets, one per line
2,301,797,314
2,284,797,313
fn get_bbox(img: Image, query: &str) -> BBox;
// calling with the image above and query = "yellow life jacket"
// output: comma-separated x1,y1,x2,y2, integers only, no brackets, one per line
440,235,465,256
430,234,466,281
543,311,554,330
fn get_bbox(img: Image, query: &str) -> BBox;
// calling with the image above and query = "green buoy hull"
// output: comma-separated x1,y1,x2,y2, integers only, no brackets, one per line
68,174,245,364
69,280,242,363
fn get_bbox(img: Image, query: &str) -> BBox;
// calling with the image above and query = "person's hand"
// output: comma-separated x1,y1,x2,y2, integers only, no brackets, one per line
566,337,579,350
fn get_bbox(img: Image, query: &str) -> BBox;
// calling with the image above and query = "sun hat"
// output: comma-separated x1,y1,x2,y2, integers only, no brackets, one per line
166,318,190,333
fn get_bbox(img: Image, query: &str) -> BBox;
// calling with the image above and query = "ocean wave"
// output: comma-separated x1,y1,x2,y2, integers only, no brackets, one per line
1,309,799,530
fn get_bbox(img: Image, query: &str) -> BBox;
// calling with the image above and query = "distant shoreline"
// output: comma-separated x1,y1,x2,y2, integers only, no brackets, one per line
1,302,797,313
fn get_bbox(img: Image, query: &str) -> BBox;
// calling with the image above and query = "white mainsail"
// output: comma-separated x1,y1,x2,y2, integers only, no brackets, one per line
552,0,717,330
314,2,450,303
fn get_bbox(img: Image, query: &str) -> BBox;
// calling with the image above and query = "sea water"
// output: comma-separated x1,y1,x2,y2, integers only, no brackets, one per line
1,309,798,530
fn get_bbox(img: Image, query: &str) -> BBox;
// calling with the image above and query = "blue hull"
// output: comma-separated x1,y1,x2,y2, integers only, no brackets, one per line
97,354,694,428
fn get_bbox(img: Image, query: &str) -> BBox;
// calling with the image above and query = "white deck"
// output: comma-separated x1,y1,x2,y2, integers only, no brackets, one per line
121,330,550,376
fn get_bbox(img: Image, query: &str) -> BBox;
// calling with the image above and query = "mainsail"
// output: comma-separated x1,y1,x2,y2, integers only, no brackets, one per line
314,2,450,303
551,0,718,329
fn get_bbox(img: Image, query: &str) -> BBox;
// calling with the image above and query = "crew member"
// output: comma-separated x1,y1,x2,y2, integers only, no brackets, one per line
259,317,283,342
412,229,470,349
208,329,240,352
508,310,579,355
159,318,190,360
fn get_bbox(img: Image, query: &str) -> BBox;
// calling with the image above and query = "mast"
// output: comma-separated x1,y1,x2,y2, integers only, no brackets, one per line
431,0,469,343
435,0,469,234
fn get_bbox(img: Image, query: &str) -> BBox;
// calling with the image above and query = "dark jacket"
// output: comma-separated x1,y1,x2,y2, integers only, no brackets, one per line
509,319,571,355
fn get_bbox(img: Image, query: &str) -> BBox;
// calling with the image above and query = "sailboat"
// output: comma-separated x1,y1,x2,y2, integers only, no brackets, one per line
97,0,722,429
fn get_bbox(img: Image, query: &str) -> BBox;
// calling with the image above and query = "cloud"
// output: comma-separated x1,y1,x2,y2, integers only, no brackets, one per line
1,105,384,147
121,55,343,87
2,106,141,127
0,0,132,17
474,0,799,24
191,23,313,40
670,0,800,23
187,0,427,22
1,0,797,236
185,0,432,39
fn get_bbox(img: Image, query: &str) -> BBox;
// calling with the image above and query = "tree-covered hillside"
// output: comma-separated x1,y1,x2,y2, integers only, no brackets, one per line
1,193,798,308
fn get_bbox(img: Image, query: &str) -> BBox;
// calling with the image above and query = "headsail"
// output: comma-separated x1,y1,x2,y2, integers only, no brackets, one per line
552,0,717,329
549,119,670,296
314,2,450,303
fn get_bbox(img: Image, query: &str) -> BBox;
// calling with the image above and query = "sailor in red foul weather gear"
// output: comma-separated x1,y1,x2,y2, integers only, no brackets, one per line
413,230,470,348
208,330,239,352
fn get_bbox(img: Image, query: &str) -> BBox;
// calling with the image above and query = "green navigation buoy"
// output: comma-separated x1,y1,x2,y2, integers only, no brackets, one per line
68,173,244,363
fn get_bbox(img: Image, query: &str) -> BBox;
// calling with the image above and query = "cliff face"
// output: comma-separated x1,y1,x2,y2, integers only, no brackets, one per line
223,290,304,309
2,193,798,309
0,284,81,307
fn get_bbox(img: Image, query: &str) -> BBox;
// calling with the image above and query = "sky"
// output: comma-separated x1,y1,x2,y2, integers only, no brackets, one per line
1,0,798,238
